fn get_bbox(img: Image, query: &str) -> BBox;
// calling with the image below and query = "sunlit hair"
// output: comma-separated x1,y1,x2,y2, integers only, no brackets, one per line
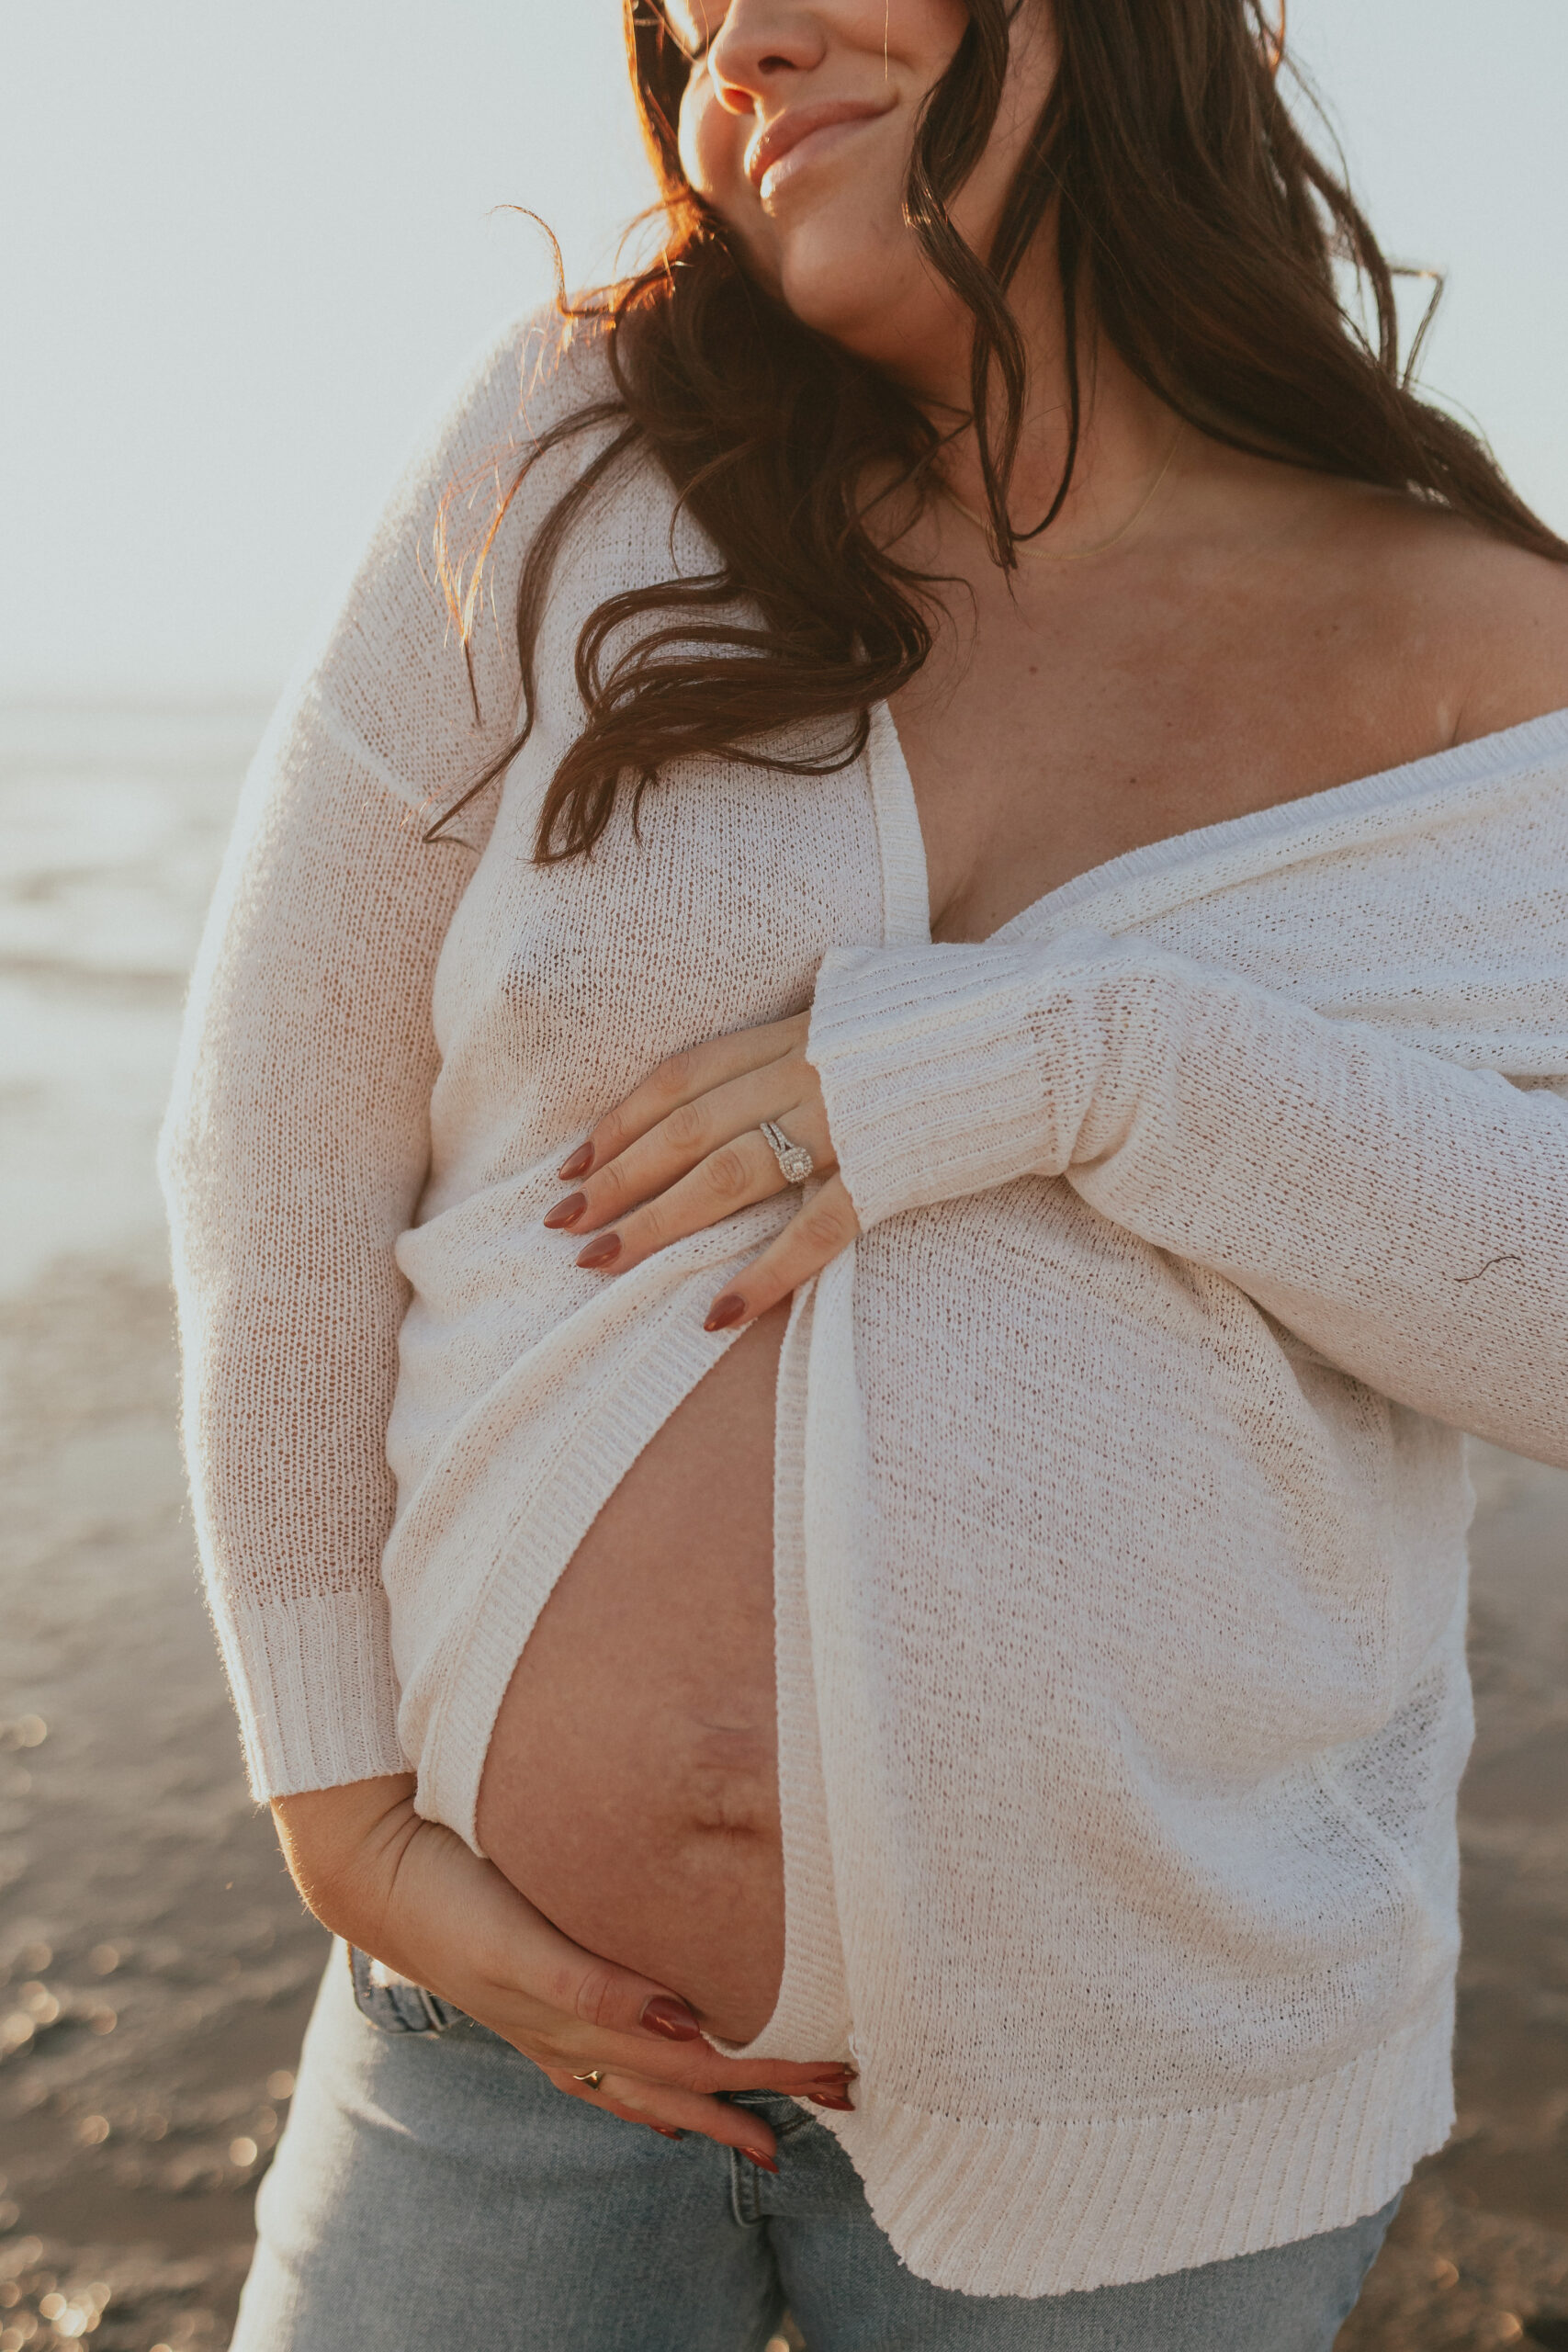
431,0,1567,859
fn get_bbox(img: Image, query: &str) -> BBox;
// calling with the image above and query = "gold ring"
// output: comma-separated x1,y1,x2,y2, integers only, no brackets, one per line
572,2067,606,2091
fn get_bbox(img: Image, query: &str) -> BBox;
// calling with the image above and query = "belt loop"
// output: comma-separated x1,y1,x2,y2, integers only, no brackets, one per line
728,2143,764,2228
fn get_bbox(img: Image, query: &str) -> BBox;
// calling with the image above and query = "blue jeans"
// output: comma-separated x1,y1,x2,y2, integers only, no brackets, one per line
232,1946,1399,2350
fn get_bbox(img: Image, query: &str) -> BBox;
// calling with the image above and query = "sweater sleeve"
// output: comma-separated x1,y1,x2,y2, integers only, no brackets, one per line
160,311,591,1798
807,930,1568,1467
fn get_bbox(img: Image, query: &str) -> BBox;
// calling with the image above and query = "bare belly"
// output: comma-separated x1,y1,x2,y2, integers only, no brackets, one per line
475,1306,788,2044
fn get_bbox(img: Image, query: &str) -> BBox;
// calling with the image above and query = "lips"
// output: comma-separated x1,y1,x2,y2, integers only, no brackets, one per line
745,97,896,198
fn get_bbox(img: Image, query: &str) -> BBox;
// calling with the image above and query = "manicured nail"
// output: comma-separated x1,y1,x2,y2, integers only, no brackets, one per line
577,1232,622,1270
558,1142,594,1179
704,1294,746,1332
650,2124,684,2140
543,1192,587,1229
806,2090,855,2111
742,2145,779,2175
641,1996,703,2042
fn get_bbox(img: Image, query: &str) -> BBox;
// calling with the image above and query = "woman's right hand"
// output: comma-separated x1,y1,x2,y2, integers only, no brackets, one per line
271,1774,853,2165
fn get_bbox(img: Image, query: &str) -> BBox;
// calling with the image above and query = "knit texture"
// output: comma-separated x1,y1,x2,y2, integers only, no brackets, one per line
162,310,1568,2295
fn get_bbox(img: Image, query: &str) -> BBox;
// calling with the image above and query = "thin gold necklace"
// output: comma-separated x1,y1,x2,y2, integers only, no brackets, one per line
940,422,1185,563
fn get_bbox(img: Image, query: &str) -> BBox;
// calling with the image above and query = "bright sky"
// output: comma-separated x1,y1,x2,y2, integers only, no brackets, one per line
4,2,1564,703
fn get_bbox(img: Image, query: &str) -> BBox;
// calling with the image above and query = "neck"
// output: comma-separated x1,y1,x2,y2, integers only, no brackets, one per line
909,263,1179,559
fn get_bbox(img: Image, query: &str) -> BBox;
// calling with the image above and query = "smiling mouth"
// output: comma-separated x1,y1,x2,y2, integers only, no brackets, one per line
746,101,896,203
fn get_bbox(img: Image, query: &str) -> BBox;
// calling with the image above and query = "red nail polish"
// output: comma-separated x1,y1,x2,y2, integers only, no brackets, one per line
543,1192,587,1229
641,1996,703,2042
704,1294,746,1332
742,2146,779,2175
650,2124,684,2140
806,2091,855,2111
577,1232,622,1270
558,1142,594,1180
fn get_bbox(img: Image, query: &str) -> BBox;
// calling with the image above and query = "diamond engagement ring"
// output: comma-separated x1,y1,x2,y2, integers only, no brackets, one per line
761,1119,815,1184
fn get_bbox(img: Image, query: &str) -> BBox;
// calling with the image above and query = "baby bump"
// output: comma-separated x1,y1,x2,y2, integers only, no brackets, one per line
474,1306,788,2045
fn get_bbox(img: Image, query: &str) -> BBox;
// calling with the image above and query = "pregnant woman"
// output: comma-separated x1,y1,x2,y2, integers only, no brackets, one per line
163,2,1568,2345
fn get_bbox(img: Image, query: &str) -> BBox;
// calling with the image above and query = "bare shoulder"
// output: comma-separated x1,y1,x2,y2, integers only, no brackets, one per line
1347,490,1568,747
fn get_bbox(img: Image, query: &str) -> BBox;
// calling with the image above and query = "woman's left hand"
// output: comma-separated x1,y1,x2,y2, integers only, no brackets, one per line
543,1012,861,1331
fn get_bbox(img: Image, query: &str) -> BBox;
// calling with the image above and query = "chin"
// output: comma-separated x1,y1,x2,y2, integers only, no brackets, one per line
771,225,918,358
775,265,875,344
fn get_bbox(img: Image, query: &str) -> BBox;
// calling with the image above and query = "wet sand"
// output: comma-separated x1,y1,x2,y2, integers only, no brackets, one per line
1,704,1564,2350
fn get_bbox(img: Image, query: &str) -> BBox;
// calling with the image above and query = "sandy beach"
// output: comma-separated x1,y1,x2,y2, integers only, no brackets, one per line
1,702,1564,2351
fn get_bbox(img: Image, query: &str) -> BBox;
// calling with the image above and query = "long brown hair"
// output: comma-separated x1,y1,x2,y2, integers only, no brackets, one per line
433,0,1567,860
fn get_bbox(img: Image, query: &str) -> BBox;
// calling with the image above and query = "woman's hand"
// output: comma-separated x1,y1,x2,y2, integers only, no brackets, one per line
273,1777,854,2165
543,1012,861,1330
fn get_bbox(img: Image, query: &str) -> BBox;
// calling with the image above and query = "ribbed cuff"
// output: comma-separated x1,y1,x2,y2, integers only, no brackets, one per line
213,1587,409,1800
807,928,1140,1231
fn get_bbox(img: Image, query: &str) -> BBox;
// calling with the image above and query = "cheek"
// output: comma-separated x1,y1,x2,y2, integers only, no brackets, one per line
678,81,750,231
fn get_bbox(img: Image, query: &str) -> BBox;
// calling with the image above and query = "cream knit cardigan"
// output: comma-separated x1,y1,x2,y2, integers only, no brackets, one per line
162,314,1568,2297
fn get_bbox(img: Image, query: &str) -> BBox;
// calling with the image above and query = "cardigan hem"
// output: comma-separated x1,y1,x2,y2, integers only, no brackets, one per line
825,1988,1454,2298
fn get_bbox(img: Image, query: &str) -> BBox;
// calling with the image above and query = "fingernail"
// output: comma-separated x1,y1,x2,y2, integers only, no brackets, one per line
543,1192,587,1229
806,2091,855,2111
742,2145,779,2175
650,2124,684,2140
558,1142,594,1179
641,1996,703,2042
704,1294,746,1331
577,1232,622,1270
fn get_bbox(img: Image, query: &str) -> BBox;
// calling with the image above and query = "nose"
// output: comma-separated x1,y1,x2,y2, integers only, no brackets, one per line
707,2,828,114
